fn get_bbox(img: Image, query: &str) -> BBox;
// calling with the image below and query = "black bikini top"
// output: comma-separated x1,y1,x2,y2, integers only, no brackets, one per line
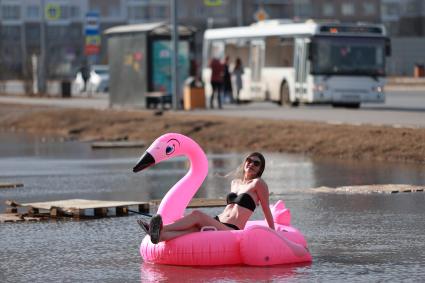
226,192,256,211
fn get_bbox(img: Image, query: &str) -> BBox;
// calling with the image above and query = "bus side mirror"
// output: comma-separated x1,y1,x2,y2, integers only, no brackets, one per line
385,38,391,57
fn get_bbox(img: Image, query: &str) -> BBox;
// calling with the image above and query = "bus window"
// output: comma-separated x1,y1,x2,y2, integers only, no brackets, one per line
224,43,238,60
265,37,294,67
224,39,249,69
310,36,386,76
209,40,225,60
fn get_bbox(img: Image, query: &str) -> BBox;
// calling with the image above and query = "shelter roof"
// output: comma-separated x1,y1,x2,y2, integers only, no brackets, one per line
104,21,196,36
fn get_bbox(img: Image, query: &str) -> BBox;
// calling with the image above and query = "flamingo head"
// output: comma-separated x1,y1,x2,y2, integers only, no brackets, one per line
133,133,186,173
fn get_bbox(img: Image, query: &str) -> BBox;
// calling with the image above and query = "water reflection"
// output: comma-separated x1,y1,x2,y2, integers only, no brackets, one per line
140,262,311,282
312,157,425,187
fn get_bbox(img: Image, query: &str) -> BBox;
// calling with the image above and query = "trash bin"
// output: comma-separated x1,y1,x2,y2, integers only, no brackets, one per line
414,64,425,78
183,77,205,110
61,80,71,98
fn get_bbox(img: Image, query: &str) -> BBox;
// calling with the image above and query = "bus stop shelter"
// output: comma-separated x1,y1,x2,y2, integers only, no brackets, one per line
104,22,196,108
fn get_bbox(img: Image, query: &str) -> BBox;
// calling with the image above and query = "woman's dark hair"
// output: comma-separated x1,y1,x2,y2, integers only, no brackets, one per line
235,57,242,69
222,152,266,180
246,152,265,177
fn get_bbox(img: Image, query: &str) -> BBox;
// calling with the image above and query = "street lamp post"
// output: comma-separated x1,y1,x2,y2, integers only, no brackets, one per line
171,0,179,110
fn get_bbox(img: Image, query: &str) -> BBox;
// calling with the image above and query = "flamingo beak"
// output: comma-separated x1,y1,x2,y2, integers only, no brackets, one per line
133,152,155,172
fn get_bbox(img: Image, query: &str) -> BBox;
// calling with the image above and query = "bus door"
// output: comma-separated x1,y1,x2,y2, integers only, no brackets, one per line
249,39,265,100
294,38,310,100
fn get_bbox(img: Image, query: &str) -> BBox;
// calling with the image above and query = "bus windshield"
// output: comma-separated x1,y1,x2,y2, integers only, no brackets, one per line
310,36,386,76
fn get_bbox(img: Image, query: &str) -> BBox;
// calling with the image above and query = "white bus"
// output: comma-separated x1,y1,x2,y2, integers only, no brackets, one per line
202,20,391,108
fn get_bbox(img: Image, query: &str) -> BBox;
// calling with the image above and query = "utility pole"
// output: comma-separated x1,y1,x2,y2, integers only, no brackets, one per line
21,16,27,79
171,0,179,110
39,0,47,94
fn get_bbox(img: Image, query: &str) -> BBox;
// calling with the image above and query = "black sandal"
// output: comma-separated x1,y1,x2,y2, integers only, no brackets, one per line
137,219,150,234
149,214,163,244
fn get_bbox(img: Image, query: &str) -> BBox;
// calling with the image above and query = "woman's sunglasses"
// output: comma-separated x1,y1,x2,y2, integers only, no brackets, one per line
246,157,261,167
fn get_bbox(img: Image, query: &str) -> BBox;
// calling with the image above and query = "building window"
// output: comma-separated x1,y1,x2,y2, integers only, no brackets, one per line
341,3,355,16
405,2,418,16
26,25,41,43
70,6,80,19
150,5,168,19
27,5,40,20
109,5,121,17
2,5,21,20
322,3,334,17
69,25,81,39
48,26,64,39
363,3,376,16
294,0,312,18
196,6,205,17
1,25,21,40
89,0,121,18
128,6,148,20
60,6,70,20
381,3,400,19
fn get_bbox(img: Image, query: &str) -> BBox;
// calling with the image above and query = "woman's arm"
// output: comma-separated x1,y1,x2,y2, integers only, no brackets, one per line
256,180,275,230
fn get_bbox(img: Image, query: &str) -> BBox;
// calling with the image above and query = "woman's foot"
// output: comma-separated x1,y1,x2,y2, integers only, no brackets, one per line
137,219,150,234
149,214,163,244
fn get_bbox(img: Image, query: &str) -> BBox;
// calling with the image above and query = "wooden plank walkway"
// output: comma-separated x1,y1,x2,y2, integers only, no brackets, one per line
91,141,145,149
310,184,425,194
0,183,24,189
0,214,42,223
1,198,225,223
6,199,149,219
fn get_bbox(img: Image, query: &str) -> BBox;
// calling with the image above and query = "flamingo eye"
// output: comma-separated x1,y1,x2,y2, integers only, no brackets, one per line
165,145,175,155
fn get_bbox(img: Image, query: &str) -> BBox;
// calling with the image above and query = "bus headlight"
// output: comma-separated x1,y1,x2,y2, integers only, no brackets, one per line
372,85,384,93
313,83,328,92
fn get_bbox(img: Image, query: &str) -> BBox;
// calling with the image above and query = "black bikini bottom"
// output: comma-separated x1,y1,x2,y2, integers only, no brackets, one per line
214,216,240,230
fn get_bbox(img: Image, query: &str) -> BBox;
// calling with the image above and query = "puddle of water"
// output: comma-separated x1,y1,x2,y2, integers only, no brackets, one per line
0,132,424,282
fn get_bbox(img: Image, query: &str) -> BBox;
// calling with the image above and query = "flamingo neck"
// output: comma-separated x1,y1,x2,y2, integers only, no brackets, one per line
157,144,208,225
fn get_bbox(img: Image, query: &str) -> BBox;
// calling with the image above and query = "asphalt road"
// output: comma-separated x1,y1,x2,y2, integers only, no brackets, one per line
189,89,425,128
1,90,424,128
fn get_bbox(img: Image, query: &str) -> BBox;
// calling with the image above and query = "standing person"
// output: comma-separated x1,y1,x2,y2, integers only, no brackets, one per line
222,56,233,103
209,57,223,109
80,61,91,93
232,57,244,104
138,152,275,244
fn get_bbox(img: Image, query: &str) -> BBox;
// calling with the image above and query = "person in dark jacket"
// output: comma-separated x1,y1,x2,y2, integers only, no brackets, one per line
222,56,233,103
209,57,224,109
80,61,91,92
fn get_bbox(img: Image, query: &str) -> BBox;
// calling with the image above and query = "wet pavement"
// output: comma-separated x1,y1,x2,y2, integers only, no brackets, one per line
0,133,424,282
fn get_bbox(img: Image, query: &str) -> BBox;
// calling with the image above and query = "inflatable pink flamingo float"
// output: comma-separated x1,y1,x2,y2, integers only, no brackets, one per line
133,133,312,266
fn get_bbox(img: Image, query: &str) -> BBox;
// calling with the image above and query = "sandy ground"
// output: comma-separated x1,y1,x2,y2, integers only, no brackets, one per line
0,103,424,163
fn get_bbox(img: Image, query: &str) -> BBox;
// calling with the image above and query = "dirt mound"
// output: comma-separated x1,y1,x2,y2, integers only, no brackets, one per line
1,104,424,163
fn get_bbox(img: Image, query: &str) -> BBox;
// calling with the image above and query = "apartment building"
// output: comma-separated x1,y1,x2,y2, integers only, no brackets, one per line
0,0,169,79
0,0,424,79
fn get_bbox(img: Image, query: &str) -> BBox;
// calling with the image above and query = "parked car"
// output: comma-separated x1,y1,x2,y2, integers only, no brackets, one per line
92,65,109,92
73,64,109,93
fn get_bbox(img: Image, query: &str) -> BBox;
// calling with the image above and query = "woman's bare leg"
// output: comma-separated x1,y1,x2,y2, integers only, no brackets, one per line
162,210,232,233
160,227,199,242
149,211,233,243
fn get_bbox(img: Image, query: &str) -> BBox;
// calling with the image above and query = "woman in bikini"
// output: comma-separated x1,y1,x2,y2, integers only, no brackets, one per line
138,152,275,244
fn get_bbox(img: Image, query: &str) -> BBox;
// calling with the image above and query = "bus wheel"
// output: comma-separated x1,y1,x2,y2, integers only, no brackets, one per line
346,103,360,109
332,103,360,109
279,82,290,106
